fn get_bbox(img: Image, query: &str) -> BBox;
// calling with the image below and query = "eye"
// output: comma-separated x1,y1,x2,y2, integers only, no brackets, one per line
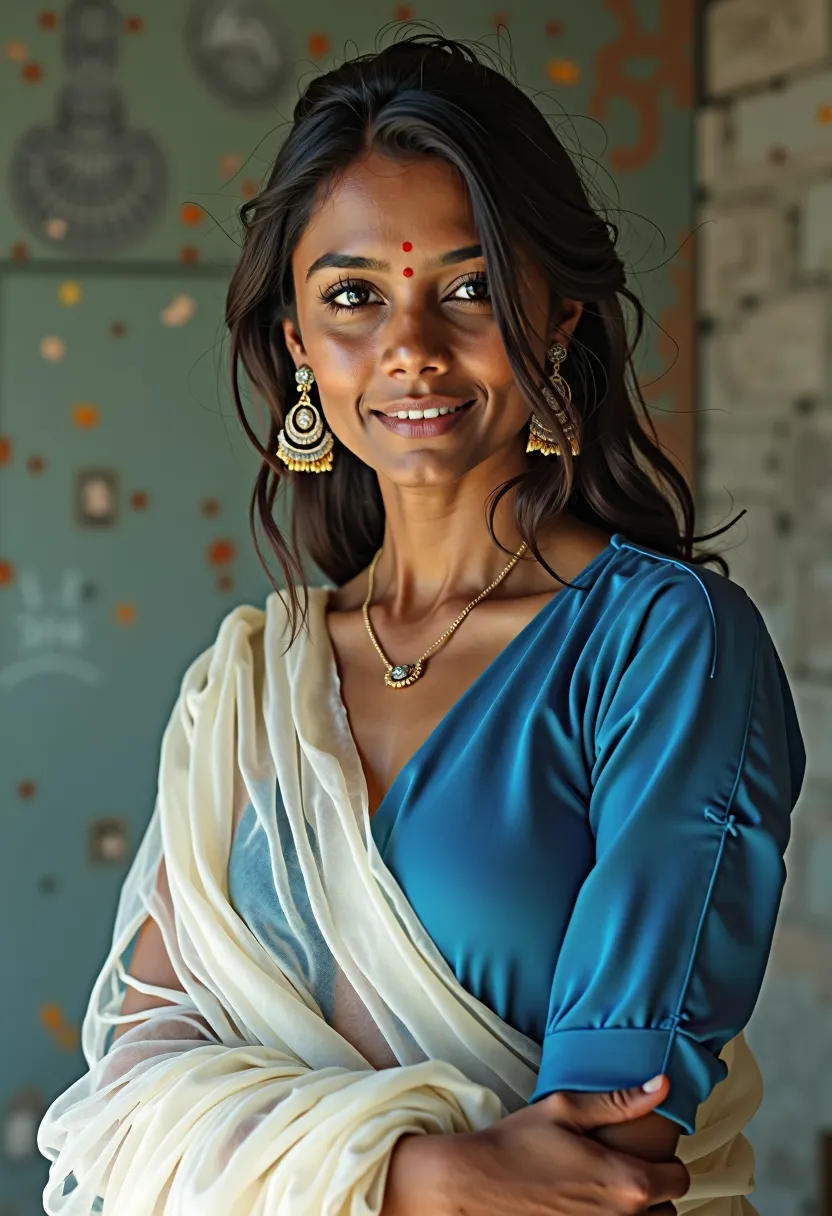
449,273,491,305
319,279,382,312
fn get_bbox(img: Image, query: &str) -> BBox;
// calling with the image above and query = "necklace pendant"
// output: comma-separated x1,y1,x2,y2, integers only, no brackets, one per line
385,660,424,689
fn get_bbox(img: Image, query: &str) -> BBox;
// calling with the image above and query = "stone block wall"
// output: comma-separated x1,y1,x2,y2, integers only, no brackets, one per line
697,2,832,1212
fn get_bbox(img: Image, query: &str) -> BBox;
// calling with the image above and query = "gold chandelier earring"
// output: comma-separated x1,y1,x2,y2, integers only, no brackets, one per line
276,365,335,473
526,341,581,458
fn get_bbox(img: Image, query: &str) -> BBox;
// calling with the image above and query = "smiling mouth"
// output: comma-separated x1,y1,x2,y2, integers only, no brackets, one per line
379,401,472,420
371,400,476,437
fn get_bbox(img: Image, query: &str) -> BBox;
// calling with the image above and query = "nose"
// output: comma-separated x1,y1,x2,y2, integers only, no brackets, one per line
379,307,452,381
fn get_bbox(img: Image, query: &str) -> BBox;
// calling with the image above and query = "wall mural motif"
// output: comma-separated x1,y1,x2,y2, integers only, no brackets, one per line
589,0,693,173
0,570,102,689
9,0,167,255
185,0,290,108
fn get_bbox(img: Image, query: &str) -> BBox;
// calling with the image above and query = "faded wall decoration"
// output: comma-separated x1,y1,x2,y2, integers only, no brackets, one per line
0,570,102,689
9,0,167,255
76,469,118,526
185,0,290,108
589,0,693,173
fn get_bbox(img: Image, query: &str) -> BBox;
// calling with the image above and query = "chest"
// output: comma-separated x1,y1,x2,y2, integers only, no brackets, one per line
326,595,555,817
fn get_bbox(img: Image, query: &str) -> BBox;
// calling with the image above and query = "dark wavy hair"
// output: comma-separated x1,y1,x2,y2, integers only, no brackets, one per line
226,32,732,639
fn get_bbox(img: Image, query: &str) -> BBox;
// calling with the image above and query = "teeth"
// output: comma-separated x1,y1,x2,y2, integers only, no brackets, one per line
391,403,467,420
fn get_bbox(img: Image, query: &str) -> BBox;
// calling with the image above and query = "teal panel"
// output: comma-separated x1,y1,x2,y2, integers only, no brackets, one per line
0,2,693,1209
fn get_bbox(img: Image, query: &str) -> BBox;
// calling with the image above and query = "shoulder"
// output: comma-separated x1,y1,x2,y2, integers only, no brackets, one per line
599,536,763,680
179,600,270,699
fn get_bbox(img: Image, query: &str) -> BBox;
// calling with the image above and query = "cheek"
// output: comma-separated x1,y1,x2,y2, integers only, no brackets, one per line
466,330,526,404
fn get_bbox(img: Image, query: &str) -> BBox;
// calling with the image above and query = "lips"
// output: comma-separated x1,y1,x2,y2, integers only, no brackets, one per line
372,399,475,438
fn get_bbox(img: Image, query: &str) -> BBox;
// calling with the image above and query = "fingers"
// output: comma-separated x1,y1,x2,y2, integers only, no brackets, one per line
611,1155,690,1214
540,1075,671,1132
644,1157,690,1205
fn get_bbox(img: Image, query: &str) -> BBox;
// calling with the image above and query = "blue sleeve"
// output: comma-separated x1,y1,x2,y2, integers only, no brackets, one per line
528,570,806,1134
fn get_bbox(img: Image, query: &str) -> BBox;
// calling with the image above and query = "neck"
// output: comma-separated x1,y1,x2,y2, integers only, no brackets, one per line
370,455,530,619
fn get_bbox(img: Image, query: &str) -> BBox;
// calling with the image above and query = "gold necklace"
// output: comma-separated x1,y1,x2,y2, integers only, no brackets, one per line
362,542,528,689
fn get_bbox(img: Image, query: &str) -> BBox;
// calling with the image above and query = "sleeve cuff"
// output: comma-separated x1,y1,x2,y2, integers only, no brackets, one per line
528,1026,728,1135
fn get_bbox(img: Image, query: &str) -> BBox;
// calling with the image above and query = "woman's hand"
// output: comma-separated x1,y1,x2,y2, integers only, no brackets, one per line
382,1075,690,1216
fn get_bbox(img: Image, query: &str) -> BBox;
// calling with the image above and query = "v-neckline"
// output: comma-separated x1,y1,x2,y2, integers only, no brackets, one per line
322,536,621,837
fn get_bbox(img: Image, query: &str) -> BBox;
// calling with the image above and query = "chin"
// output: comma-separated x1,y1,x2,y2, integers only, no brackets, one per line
373,447,484,487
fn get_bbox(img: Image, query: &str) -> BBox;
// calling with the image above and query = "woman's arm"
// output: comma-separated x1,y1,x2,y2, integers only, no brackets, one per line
110,860,203,1044
592,1110,680,1162
381,1079,689,1216
528,572,804,1139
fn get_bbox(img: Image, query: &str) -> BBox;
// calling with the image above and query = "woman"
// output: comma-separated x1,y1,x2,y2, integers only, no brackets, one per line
38,35,804,1215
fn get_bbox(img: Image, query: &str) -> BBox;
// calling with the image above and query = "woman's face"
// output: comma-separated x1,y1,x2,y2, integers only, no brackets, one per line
283,151,581,487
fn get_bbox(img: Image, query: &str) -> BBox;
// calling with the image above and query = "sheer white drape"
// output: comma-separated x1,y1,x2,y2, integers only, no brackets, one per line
38,593,763,1215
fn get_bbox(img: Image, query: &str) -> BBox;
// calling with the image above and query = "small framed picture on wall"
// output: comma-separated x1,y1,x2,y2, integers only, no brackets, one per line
76,469,118,526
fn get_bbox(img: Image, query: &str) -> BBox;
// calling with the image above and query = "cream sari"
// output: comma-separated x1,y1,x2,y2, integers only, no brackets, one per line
38,591,762,1214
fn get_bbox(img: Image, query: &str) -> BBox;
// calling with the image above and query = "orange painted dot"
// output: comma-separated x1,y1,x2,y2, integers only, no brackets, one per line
17,780,36,799
114,603,137,625
491,12,509,29
546,59,580,85
37,11,58,29
124,15,143,32
402,241,412,252
241,179,259,199
0,561,15,587
4,40,28,62
179,245,199,264
39,1003,63,1031
0,438,11,465
201,498,220,517
57,1026,80,1051
546,20,564,36
45,216,68,240
219,152,243,177
816,104,832,124
130,491,148,510
58,280,81,305
217,574,234,592
23,62,43,82
27,456,45,474
179,202,203,226
394,3,414,19
403,267,414,277
307,32,330,58
11,243,29,262
72,403,100,428
207,539,236,567
40,335,66,362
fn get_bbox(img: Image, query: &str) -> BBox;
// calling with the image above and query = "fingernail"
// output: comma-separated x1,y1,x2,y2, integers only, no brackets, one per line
642,1075,663,1093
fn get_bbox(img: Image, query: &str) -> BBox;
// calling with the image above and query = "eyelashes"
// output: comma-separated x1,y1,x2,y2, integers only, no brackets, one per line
318,278,378,313
318,271,491,313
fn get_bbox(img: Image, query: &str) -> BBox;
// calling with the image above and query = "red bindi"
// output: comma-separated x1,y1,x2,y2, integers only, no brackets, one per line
402,266,414,277
402,241,412,252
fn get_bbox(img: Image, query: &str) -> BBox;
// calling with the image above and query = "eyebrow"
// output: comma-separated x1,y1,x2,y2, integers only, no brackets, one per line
305,244,483,280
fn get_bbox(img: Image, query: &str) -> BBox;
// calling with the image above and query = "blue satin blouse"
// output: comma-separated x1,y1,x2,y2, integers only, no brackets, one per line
229,535,806,1134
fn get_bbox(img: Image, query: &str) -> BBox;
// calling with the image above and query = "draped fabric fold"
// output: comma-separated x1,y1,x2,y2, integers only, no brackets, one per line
38,593,763,1215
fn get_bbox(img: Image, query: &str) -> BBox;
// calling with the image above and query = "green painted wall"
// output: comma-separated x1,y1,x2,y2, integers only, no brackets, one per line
0,2,693,1210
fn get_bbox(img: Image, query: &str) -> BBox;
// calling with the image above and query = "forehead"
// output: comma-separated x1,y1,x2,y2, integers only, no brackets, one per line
299,152,477,253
